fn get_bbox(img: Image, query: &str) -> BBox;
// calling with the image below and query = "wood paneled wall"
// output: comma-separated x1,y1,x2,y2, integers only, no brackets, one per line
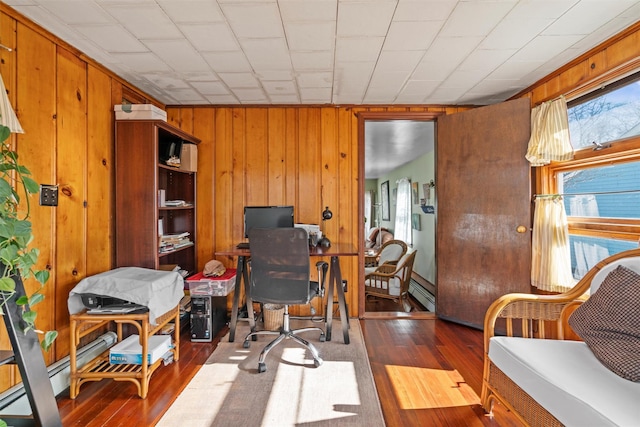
1,4,639,395
0,5,155,392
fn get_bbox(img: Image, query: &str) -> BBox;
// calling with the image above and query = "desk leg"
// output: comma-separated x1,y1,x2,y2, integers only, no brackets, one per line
229,256,254,342
325,255,350,344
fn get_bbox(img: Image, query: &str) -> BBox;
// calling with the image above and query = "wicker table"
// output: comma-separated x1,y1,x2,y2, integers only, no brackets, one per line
69,305,179,399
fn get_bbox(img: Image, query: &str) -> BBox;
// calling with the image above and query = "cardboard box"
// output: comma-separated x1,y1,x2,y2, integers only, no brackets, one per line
179,143,198,172
109,334,172,365
114,104,167,121
187,269,236,296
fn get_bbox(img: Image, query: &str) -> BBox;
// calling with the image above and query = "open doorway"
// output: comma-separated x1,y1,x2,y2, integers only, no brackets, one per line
357,112,442,319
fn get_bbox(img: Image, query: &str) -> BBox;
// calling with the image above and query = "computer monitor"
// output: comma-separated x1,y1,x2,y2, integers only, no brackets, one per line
243,206,294,238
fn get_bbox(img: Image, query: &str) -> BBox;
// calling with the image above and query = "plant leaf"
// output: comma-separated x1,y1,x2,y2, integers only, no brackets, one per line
0,277,15,292
41,330,58,351
22,309,36,324
0,125,10,143
29,292,44,307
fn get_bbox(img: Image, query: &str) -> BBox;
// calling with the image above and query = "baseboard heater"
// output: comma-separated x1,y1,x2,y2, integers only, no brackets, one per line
0,332,117,416
409,279,435,312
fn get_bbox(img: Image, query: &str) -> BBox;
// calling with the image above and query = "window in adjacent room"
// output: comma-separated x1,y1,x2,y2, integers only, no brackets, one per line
544,71,640,280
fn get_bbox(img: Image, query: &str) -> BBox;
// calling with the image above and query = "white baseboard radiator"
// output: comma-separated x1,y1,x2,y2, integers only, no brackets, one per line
409,280,435,312
0,332,117,416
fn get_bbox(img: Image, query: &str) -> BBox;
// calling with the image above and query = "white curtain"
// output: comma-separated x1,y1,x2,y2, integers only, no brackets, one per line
364,190,373,235
525,96,573,166
531,196,575,292
394,178,412,245
0,73,24,133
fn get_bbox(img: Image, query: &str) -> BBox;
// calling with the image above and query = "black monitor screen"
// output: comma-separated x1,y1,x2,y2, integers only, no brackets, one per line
244,206,294,238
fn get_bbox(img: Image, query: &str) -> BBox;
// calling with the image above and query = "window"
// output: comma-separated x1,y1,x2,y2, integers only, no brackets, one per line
394,178,412,245
545,72,640,279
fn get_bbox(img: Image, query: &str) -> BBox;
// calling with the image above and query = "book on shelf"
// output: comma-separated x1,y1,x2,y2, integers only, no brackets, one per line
164,200,192,207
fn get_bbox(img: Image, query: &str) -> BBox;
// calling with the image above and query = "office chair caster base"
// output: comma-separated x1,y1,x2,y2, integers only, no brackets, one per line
243,340,250,348
319,333,326,342
314,357,323,368
258,362,267,373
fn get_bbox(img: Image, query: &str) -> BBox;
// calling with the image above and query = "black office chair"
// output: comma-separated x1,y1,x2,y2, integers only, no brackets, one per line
243,227,325,373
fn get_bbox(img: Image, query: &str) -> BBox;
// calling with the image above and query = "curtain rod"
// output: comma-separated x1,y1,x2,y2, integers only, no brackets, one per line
533,189,640,200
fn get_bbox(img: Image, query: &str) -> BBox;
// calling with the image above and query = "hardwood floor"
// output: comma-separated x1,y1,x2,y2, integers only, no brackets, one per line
56,318,522,426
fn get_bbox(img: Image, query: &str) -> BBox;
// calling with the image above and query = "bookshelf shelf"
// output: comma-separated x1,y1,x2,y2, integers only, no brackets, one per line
115,120,200,274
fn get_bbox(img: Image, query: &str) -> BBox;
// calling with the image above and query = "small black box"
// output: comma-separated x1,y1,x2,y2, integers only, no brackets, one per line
190,296,227,342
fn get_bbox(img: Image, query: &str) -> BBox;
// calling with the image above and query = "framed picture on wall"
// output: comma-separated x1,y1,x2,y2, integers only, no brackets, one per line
412,181,419,204
381,180,390,221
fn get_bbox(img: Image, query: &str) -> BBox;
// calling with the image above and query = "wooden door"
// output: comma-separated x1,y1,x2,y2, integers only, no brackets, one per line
436,98,532,329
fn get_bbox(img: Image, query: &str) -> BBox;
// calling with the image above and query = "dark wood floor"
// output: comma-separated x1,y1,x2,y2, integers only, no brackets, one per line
56,317,522,426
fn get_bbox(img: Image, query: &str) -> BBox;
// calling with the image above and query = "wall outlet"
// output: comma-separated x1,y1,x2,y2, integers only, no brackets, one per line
342,279,348,293
39,184,58,206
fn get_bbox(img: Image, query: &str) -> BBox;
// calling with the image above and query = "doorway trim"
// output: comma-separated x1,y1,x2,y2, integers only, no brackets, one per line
357,111,444,319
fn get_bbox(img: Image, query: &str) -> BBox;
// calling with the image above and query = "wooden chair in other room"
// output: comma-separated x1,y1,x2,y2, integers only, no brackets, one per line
365,250,417,312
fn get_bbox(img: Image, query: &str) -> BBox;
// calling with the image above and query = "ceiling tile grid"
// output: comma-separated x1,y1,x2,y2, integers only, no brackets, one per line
3,0,640,106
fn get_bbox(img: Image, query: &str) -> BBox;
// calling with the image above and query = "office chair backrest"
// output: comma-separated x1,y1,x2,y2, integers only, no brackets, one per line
248,227,311,305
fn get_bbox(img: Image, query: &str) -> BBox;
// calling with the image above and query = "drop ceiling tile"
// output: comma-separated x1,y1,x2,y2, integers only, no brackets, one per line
38,1,114,25
204,94,240,104
217,72,261,88
143,39,211,72
393,0,457,21
335,37,384,62
488,59,546,80
142,73,191,89
233,88,269,103
110,52,172,73
395,80,440,103
543,0,639,36
74,24,148,53
180,23,240,52
382,21,441,51
157,0,225,23
220,2,284,39
299,87,332,103
169,87,208,103
202,51,252,73
297,71,333,88
440,1,515,37
256,70,294,80
101,3,182,40
279,0,337,21
337,1,396,37
268,94,302,104
480,18,554,50
376,50,423,74
285,21,335,51
240,38,293,71
458,48,517,73
412,36,483,80
262,80,297,95
504,0,575,20
188,81,230,95
291,51,334,71
511,35,583,62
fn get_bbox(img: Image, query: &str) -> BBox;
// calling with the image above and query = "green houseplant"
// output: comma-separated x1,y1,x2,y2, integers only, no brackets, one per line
0,122,57,350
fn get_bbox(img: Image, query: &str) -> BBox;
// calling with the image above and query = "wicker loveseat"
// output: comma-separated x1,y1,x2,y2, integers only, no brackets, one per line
481,248,640,427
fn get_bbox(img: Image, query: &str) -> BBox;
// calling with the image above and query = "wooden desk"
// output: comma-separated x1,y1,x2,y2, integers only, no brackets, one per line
215,243,357,344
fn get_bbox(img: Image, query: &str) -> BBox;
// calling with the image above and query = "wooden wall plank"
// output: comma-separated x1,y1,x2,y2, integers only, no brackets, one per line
15,23,57,366
193,108,216,269
54,47,87,359
86,64,113,277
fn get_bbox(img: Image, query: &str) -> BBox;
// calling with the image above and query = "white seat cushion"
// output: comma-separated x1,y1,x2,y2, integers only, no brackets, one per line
489,336,640,427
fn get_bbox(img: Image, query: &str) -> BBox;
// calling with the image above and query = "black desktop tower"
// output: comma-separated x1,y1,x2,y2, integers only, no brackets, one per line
190,295,228,342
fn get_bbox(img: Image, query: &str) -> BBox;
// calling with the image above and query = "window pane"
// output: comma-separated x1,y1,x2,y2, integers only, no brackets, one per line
570,235,637,279
559,161,640,219
568,80,640,149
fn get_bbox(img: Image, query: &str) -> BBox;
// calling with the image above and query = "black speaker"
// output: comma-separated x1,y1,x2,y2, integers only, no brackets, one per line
190,296,213,342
